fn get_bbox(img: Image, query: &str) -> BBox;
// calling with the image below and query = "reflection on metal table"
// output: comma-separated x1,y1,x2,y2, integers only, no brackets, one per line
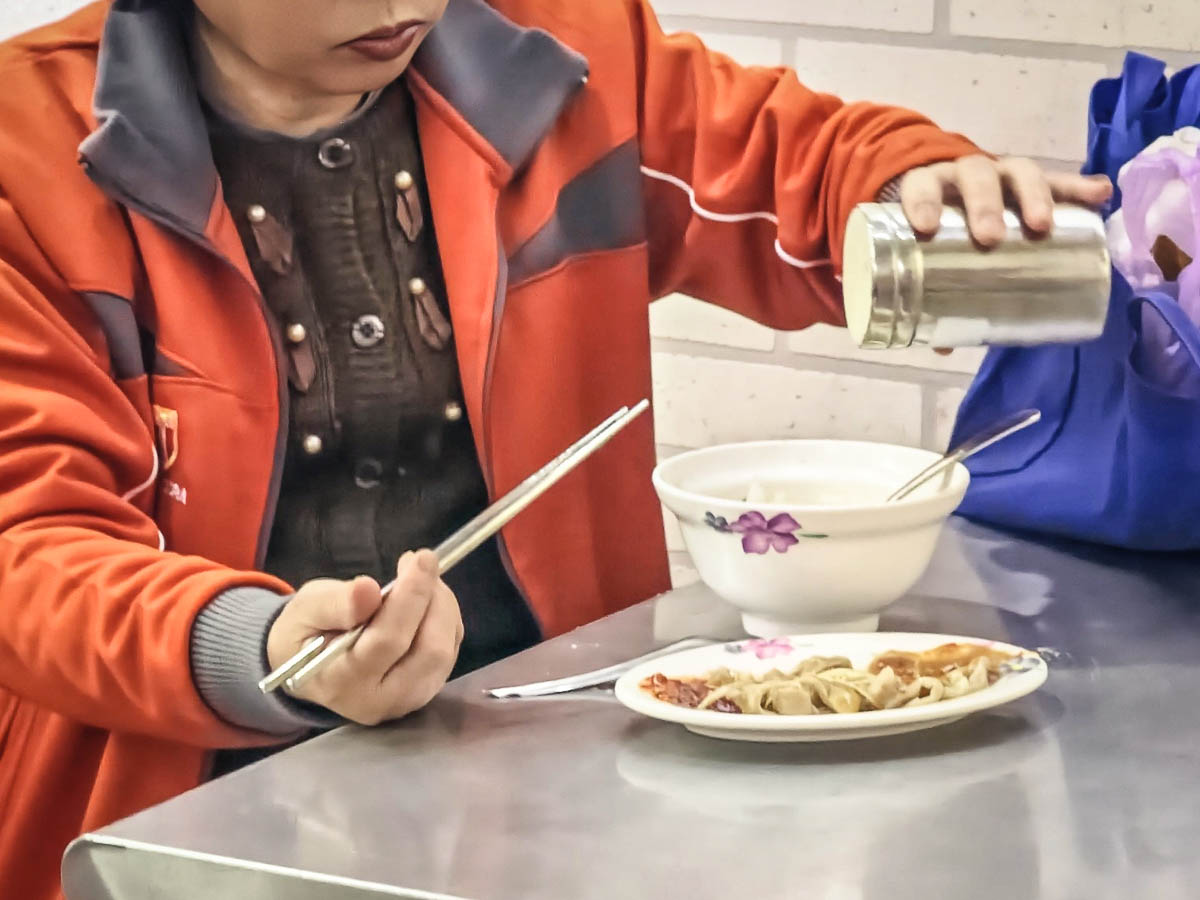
64,519,1200,900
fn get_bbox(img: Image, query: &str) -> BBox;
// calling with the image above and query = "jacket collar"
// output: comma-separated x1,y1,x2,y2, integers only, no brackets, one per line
412,0,588,174
79,0,589,237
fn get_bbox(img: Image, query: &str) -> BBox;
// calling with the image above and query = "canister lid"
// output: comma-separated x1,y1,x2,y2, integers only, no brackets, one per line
843,203,921,349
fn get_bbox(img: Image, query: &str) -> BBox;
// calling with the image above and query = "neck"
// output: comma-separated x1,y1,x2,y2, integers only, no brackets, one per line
191,15,361,137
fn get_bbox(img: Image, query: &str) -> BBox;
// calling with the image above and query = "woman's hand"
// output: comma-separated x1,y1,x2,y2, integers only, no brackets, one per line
899,155,1113,245
267,550,464,726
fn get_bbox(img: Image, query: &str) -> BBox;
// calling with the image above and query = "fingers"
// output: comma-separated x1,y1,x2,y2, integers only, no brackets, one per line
267,576,384,671
899,163,948,233
1002,162,1112,228
279,552,462,726
899,155,1008,243
899,156,1111,245
1047,171,1113,207
953,155,1007,246
298,576,383,633
998,157,1054,233
377,580,463,719
347,551,436,677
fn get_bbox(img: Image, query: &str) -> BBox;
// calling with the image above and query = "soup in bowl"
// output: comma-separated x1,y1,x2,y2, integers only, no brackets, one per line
653,440,969,636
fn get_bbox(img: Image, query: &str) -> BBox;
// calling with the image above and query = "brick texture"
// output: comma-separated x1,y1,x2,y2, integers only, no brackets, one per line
0,1,88,39
650,295,776,351
792,40,1105,161
652,352,924,448
952,1,1200,52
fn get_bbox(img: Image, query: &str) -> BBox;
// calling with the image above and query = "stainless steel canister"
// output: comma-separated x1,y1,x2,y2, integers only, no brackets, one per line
842,202,1111,349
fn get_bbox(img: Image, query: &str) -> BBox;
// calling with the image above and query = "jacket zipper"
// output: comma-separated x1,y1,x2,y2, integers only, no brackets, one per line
478,228,537,624
87,171,290,569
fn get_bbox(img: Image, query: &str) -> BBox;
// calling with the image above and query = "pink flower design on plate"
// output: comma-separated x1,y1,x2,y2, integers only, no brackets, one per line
729,512,802,554
725,637,795,659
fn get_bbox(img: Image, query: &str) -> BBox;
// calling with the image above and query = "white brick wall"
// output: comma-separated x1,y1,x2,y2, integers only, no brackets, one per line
952,1,1200,52
1,1,88,38
652,352,925,449
791,40,1105,160
6,2,1200,586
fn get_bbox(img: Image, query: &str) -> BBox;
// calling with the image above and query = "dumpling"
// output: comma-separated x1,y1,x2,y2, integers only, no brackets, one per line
966,655,992,690
666,650,996,717
803,673,864,714
941,655,992,699
898,676,946,706
822,665,908,710
792,656,853,677
744,481,771,504
705,667,737,687
763,681,819,715
701,680,773,714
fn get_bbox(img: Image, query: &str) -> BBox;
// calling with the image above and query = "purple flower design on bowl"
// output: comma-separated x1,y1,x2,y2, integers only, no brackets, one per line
729,511,802,554
704,510,827,554
725,637,795,659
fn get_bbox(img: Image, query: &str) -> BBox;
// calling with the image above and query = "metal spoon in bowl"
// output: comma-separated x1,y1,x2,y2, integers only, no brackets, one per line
887,409,1042,503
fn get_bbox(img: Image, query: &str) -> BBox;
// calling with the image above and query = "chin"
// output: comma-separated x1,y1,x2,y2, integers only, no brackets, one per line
312,53,420,95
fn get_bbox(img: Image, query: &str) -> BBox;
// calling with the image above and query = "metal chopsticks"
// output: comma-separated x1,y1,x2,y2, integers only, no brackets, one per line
258,399,650,696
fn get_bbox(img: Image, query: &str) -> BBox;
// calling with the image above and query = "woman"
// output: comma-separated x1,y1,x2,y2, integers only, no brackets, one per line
0,0,1110,896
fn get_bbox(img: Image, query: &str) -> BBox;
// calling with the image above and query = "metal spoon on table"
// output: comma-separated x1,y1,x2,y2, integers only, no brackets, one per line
485,637,715,699
887,408,1042,503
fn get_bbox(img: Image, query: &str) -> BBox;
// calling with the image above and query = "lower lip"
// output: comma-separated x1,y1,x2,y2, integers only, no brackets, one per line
344,23,424,62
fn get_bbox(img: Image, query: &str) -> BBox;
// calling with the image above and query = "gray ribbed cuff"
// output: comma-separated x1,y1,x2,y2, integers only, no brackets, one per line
191,587,342,735
876,175,904,203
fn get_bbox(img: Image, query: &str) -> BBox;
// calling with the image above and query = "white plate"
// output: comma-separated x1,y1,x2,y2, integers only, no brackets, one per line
613,632,1048,743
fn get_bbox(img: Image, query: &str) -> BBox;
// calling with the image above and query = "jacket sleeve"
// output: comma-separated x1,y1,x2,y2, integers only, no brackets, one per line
0,210,309,749
629,0,981,330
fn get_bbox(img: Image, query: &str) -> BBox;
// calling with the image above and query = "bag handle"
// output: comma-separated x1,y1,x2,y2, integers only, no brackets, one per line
1134,291,1200,367
1116,52,1168,128
1175,65,1200,129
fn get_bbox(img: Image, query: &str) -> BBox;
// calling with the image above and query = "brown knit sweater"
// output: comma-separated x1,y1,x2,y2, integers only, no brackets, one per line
206,81,540,682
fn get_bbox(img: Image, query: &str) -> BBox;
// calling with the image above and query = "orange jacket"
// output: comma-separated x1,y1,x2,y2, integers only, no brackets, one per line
0,1,977,896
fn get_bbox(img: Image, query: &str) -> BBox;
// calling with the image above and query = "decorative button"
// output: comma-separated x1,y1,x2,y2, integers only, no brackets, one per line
444,401,464,423
286,323,307,344
408,277,427,296
301,434,324,456
247,204,267,224
394,170,414,191
354,458,383,489
351,314,386,349
318,138,354,170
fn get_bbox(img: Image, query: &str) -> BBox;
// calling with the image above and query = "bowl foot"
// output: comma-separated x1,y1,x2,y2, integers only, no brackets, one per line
740,611,880,637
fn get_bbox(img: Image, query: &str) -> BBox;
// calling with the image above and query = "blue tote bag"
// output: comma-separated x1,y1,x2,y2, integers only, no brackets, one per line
950,53,1200,551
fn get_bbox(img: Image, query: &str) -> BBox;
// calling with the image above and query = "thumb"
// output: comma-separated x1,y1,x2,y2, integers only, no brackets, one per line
268,577,382,671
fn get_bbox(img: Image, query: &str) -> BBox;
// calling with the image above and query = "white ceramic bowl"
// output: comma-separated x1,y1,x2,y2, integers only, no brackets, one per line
653,440,969,637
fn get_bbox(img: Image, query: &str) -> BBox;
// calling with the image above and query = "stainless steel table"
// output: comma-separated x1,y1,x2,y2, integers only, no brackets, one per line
64,520,1200,900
